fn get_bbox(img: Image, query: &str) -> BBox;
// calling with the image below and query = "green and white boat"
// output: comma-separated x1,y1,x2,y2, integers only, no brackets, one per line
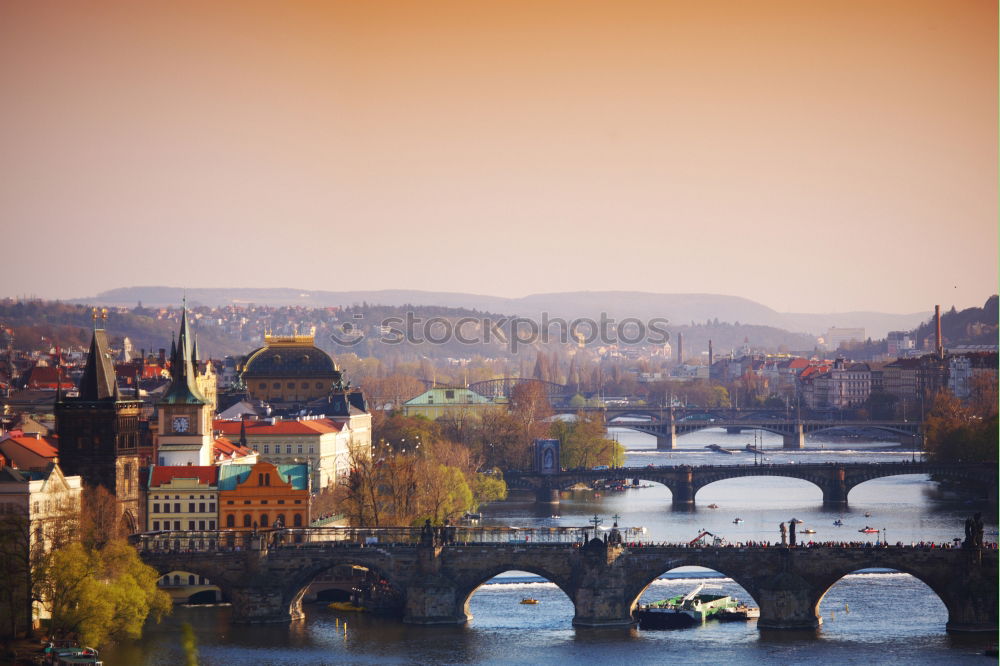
637,583,754,629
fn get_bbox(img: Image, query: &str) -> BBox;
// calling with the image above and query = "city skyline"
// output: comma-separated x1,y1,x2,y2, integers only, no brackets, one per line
1,1,996,314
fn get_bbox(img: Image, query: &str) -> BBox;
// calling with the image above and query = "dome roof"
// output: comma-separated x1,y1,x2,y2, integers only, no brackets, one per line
241,336,340,379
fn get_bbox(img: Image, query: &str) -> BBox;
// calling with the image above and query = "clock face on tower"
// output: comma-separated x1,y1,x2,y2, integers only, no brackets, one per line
172,416,190,433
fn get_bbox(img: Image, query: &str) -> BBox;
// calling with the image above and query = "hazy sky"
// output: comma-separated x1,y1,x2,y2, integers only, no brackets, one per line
1,1,995,314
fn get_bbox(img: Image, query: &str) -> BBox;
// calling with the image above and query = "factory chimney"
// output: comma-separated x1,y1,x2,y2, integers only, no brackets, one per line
708,339,714,368
935,305,944,359
677,333,684,365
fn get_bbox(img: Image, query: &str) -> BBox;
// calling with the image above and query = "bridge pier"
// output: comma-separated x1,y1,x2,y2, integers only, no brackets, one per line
535,486,561,504
755,578,822,631
572,542,635,627
228,584,303,623
782,423,805,449
655,424,676,450
726,426,743,435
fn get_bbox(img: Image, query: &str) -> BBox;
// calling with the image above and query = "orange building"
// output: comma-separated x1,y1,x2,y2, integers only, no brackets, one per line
218,460,309,530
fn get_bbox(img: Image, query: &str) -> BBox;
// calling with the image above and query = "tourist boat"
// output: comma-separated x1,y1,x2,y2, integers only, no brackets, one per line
802,529,816,534
636,584,748,629
833,519,844,527
707,504,719,509
733,518,743,524
859,527,879,534
46,645,101,665
716,604,761,622
329,601,366,612
520,598,539,605
864,512,872,517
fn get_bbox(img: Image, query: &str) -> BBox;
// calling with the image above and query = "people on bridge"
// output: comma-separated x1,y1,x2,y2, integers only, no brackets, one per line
779,522,787,546
421,518,434,546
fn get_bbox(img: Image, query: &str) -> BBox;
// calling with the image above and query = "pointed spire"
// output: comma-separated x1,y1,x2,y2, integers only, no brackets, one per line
191,334,200,370
239,417,247,448
77,330,118,400
159,302,206,405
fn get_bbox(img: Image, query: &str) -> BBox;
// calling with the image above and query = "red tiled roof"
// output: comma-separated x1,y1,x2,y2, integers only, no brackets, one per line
213,418,342,436
149,466,218,487
1,435,59,459
213,436,254,457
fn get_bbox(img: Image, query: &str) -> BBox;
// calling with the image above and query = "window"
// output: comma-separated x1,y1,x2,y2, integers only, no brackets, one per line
286,444,292,454
261,500,268,505
259,383,266,389
198,520,205,530
188,575,196,585
173,575,181,585
263,444,269,454
277,500,285,505
301,382,308,389
308,446,314,454
209,520,215,529
297,444,303,454
174,503,181,513
273,382,280,389
153,521,160,530
198,503,205,513
209,503,216,512
293,514,302,527
153,503,160,513
163,504,171,514
243,500,251,505
174,521,181,530
243,515,252,527
315,382,322,389
227,500,234,505
187,521,195,530
226,515,235,527
445,390,455,399
276,514,285,527
260,514,269,527
188,503,195,513
294,500,301,504
287,382,295,389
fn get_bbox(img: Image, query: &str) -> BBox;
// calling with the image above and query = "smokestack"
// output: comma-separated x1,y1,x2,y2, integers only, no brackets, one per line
708,339,714,368
935,305,943,359
677,333,684,365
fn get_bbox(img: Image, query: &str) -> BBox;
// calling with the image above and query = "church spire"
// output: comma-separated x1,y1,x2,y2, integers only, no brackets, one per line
78,329,118,401
160,301,206,405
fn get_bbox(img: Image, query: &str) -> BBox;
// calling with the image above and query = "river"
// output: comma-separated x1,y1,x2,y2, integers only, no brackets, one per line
103,427,997,664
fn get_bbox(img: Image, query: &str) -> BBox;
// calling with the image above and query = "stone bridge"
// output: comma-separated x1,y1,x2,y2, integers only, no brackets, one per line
504,461,996,506
134,529,997,634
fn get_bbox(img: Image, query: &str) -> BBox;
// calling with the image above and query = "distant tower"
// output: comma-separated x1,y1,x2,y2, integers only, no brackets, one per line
676,333,684,365
56,311,142,534
708,339,714,368
934,304,943,359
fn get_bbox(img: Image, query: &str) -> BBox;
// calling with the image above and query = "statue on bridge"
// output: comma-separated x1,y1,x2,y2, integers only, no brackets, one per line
964,513,984,549
788,520,797,547
779,522,787,546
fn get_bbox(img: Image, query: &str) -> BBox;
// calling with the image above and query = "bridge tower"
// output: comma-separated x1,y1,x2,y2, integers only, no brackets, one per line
656,408,677,451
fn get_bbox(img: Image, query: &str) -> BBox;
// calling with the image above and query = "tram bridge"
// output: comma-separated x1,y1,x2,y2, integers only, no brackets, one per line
134,527,997,633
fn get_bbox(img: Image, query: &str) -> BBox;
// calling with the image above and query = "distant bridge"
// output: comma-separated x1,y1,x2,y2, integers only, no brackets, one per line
134,527,997,633
504,461,994,506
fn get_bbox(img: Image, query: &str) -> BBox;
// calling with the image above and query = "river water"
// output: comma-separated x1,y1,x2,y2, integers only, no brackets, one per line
104,427,997,665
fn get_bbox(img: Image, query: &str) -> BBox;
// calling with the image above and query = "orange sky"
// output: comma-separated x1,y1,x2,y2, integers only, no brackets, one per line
0,1,995,313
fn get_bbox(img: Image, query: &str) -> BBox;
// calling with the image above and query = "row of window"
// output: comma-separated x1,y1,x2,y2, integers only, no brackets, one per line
152,494,208,500
151,520,217,531
258,382,325,389
223,513,303,527
160,574,210,586
224,499,301,505
262,444,314,454
152,502,217,514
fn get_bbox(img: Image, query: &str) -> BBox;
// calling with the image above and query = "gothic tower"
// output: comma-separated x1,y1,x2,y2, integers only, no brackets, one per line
156,304,214,466
56,318,142,534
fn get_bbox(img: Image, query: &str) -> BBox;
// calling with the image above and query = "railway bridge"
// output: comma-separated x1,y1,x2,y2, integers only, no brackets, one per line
503,461,995,506
134,527,997,633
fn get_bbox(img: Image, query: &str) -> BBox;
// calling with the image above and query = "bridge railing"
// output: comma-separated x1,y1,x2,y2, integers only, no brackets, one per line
130,525,651,553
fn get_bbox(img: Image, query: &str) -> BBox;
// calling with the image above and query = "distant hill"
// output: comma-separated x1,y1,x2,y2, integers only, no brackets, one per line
911,296,999,348
79,286,931,338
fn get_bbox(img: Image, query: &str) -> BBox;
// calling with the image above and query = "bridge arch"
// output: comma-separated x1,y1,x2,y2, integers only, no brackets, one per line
455,565,576,623
286,555,405,619
625,561,761,620
812,567,949,632
144,561,235,605
694,473,826,503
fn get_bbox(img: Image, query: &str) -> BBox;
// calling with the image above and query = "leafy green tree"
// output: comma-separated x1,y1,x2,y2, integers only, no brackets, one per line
552,413,624,469
470,473,508,509
39,540,171,647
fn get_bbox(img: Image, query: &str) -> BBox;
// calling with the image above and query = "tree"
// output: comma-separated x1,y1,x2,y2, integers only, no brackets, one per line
39,540,171,647
552,413,624,469
419,465,473,524
923,390,998,463
79,484,126,550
